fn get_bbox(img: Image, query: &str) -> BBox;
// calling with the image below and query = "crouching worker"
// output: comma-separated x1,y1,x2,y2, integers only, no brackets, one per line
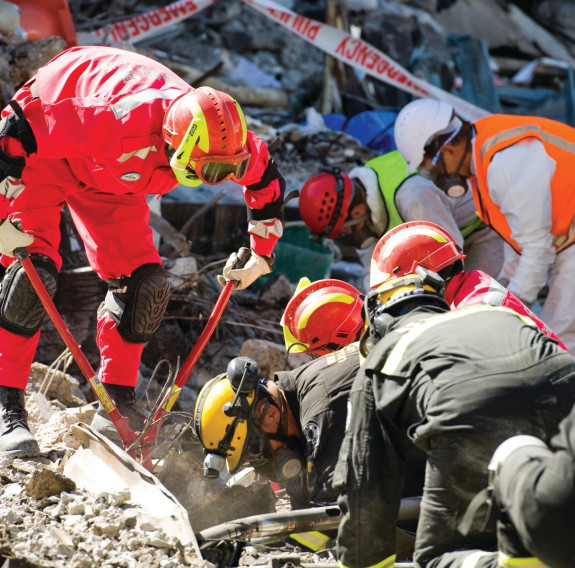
194,278,365,509
487,402,575,568
334,270,575,568
0,45,285,456
370,220,567,350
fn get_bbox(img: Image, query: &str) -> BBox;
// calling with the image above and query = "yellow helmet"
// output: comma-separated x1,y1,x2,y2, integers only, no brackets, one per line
193,357,261,477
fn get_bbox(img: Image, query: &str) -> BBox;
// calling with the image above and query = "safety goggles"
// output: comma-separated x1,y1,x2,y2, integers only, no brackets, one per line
168,117,251,186
189,150,251,185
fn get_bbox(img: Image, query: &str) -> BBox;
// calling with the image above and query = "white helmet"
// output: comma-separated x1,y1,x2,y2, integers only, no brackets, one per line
394,98,457,172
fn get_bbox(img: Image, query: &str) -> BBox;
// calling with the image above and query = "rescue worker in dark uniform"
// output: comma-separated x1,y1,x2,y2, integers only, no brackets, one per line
272,342,362,508
487,404,575,568
334,270,575,568
193,278,366,508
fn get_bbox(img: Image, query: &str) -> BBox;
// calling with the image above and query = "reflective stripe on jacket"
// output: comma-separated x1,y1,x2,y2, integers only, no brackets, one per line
470,114,575,253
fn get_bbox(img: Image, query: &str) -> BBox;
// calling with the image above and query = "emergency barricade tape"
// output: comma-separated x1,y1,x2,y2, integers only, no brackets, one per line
78,0,218,45
242,0,490,121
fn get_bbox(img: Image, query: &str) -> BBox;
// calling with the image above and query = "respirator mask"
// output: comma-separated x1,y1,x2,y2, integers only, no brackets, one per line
417,123,470,199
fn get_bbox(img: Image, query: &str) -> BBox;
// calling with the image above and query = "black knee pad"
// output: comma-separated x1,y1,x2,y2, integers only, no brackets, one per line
105,263,170,343
0,254,58,337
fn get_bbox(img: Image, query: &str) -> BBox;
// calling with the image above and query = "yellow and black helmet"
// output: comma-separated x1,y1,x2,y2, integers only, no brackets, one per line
370,271,447,316
193,357,261,477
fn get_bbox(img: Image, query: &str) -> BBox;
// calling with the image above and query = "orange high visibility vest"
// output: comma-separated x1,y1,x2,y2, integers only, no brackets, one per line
470,114,575,253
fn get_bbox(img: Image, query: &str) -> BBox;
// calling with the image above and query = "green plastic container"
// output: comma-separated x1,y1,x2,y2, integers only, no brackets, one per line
257,223,334,287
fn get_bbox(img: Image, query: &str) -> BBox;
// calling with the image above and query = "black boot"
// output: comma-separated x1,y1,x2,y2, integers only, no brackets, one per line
0,386,40,458
90,384,147,446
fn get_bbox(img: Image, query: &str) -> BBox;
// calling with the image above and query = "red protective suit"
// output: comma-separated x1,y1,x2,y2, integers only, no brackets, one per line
0,46,283,389
446,270,568,351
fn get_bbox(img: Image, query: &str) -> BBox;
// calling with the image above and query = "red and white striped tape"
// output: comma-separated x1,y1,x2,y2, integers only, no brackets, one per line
77,0,489,120
242,0,490,121
79,0,217,45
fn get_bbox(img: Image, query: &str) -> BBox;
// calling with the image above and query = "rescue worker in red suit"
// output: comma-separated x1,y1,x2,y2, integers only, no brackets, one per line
370,220,568,351
393,98,575,352
0,46,285,457
334,271,575,568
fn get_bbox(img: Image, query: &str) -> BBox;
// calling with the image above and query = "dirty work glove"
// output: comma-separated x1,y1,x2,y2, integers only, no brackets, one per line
0,218,34,257
217,247,273,290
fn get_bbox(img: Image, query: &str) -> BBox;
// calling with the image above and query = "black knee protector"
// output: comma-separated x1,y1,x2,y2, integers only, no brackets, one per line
0,254,58,337
104,263,170,343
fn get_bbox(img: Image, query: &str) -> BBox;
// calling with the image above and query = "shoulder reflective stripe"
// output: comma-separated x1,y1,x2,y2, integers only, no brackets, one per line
462,551,495,568
0,177,25,200
381,305,518,375
111,88,184,120
480,125,575,162
290,531,331,551
29,80,38,99
498,551,547,567
482,281,506,306
117,146,158,162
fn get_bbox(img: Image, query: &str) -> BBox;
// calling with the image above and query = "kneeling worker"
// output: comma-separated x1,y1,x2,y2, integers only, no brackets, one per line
335,270,575,568
194,278,365,509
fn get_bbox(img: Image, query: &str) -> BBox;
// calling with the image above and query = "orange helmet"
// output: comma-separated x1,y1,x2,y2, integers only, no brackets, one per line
162,87,249,187
299,169,353,239
370,221,465,289
281,277,364,356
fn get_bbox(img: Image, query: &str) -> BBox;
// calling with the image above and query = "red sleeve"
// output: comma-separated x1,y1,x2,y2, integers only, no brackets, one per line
447,270,568,351
241,131,285,256
241,131,283,208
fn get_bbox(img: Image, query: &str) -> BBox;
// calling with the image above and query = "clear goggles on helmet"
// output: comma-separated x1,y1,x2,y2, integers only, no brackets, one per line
168,117,251,187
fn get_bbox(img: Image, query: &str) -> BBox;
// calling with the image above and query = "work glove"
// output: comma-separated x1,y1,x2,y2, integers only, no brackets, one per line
0,217,34,257
217,247,273,290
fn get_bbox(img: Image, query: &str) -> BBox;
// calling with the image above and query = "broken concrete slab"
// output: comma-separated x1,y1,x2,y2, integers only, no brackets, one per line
64,423,201,557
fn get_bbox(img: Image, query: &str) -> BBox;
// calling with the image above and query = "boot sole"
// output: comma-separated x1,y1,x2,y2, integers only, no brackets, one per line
1,441,40,458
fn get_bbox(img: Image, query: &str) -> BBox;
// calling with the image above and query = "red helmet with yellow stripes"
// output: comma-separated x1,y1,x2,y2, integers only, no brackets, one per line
162,86,249,187
370,221,465,289
281,277,364,356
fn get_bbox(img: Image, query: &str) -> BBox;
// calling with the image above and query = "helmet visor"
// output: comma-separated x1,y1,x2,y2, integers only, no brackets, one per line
192,151,251,185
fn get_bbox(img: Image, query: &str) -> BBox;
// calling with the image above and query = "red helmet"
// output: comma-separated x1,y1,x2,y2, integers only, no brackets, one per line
162,87,249,186
370,221,465,289
299,169,353,239
281,278,364,356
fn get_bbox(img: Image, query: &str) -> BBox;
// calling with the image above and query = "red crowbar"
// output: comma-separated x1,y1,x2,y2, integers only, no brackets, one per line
14,247,138,454
139,247,252,466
